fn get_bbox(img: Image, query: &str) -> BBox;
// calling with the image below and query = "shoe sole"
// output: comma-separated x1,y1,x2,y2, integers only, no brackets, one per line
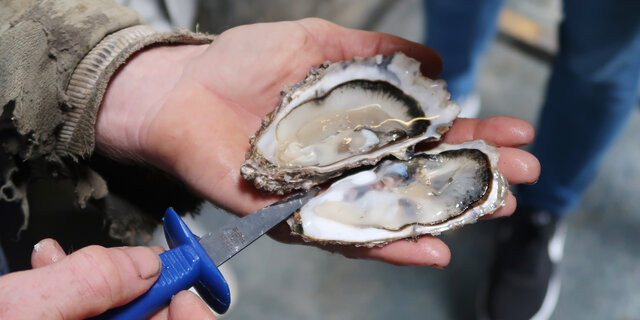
530,271,561,320
531,222,567,320
475,221,568,320
475,270,561,320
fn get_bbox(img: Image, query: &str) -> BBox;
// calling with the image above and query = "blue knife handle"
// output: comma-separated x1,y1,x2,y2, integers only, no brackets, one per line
91,208,230,320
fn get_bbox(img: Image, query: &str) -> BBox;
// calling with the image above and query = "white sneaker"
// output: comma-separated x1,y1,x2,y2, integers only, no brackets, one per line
456,92,482,118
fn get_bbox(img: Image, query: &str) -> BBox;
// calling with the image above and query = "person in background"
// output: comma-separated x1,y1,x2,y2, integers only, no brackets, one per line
424,0,640,318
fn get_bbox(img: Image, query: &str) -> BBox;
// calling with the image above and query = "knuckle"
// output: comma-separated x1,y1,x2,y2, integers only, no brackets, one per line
71,246,123,304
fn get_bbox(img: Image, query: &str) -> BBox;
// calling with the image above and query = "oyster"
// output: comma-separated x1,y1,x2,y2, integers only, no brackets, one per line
241,52,460,194
287,140,508,246
241,52,508,246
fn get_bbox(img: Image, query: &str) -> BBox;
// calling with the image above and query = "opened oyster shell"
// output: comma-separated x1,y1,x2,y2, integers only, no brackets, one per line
241,52,460,194
287,140,508,246
241,52,508,246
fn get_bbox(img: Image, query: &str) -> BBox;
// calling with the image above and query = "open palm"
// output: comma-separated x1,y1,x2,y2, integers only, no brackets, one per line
98,19,539,267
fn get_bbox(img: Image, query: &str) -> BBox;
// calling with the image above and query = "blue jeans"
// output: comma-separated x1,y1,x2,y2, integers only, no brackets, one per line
424,0,640,216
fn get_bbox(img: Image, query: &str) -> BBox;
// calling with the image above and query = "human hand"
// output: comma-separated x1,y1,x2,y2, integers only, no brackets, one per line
0,239,216,320
96,18,540,268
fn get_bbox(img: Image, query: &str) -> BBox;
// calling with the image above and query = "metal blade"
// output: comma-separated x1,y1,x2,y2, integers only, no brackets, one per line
199,188,319,266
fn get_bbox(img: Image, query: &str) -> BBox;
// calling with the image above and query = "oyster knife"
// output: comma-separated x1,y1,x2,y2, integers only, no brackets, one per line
92,188,319,320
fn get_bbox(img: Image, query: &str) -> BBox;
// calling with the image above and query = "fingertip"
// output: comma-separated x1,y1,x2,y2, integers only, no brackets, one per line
169,290,217,320
444,116,536,148
497,147,541,185
502,192,517,217
416,236,451,268
148,306,169,320
31,238,66,268
365,236,451,267
478,116,535,147
481,191,517,220
510,117,535,145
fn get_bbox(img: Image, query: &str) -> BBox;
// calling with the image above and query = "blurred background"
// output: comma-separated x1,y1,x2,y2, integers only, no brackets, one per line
134,0,640,318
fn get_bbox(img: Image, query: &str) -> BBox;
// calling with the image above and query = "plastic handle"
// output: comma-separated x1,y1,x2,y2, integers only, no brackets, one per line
91,208,231,320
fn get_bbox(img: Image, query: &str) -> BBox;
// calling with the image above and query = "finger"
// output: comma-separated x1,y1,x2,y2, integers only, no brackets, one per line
444,116,535,147
481,191,517,220
497,147,541,184
148,291,217,320
169,291,217,320
31,238,66,268
149,306,170,320
266,220,450,268
296,18,443,78
0,245,162,319
337,236,451,267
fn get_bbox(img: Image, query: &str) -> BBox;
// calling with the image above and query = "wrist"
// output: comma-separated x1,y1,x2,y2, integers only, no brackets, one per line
96,44,208,163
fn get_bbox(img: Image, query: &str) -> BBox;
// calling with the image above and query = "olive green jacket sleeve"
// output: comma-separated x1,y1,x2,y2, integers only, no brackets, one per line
0,0,214,243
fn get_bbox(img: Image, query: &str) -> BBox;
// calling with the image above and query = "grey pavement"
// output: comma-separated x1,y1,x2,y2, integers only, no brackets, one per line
180,0,640,319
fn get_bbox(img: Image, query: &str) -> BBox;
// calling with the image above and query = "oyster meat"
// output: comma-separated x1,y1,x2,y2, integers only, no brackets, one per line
241,53,460,194
287,140,508,246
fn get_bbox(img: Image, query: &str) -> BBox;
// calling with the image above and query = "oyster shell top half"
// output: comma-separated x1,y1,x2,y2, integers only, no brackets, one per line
241,53,460,194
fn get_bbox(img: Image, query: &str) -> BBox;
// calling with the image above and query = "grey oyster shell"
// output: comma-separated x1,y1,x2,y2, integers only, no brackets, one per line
241,52,461,194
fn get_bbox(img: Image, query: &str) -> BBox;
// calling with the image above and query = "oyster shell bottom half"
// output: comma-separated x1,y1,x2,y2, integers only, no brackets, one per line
288,140,508,246
241,52,508,246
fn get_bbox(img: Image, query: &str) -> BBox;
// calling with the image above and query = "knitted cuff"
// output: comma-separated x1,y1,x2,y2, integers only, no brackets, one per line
57,25,215,159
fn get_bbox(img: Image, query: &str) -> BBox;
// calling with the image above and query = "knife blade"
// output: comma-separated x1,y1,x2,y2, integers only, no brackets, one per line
200,187,319,266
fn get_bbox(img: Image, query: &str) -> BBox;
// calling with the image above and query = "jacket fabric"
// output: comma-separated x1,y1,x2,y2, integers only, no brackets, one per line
0,0,213,271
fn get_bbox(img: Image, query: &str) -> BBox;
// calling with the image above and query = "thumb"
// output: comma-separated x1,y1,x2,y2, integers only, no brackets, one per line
0,245,161,320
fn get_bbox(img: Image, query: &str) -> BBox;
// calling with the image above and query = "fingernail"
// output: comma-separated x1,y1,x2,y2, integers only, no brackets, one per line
33,242,44,253
124,247,162,279
34,238,54,252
